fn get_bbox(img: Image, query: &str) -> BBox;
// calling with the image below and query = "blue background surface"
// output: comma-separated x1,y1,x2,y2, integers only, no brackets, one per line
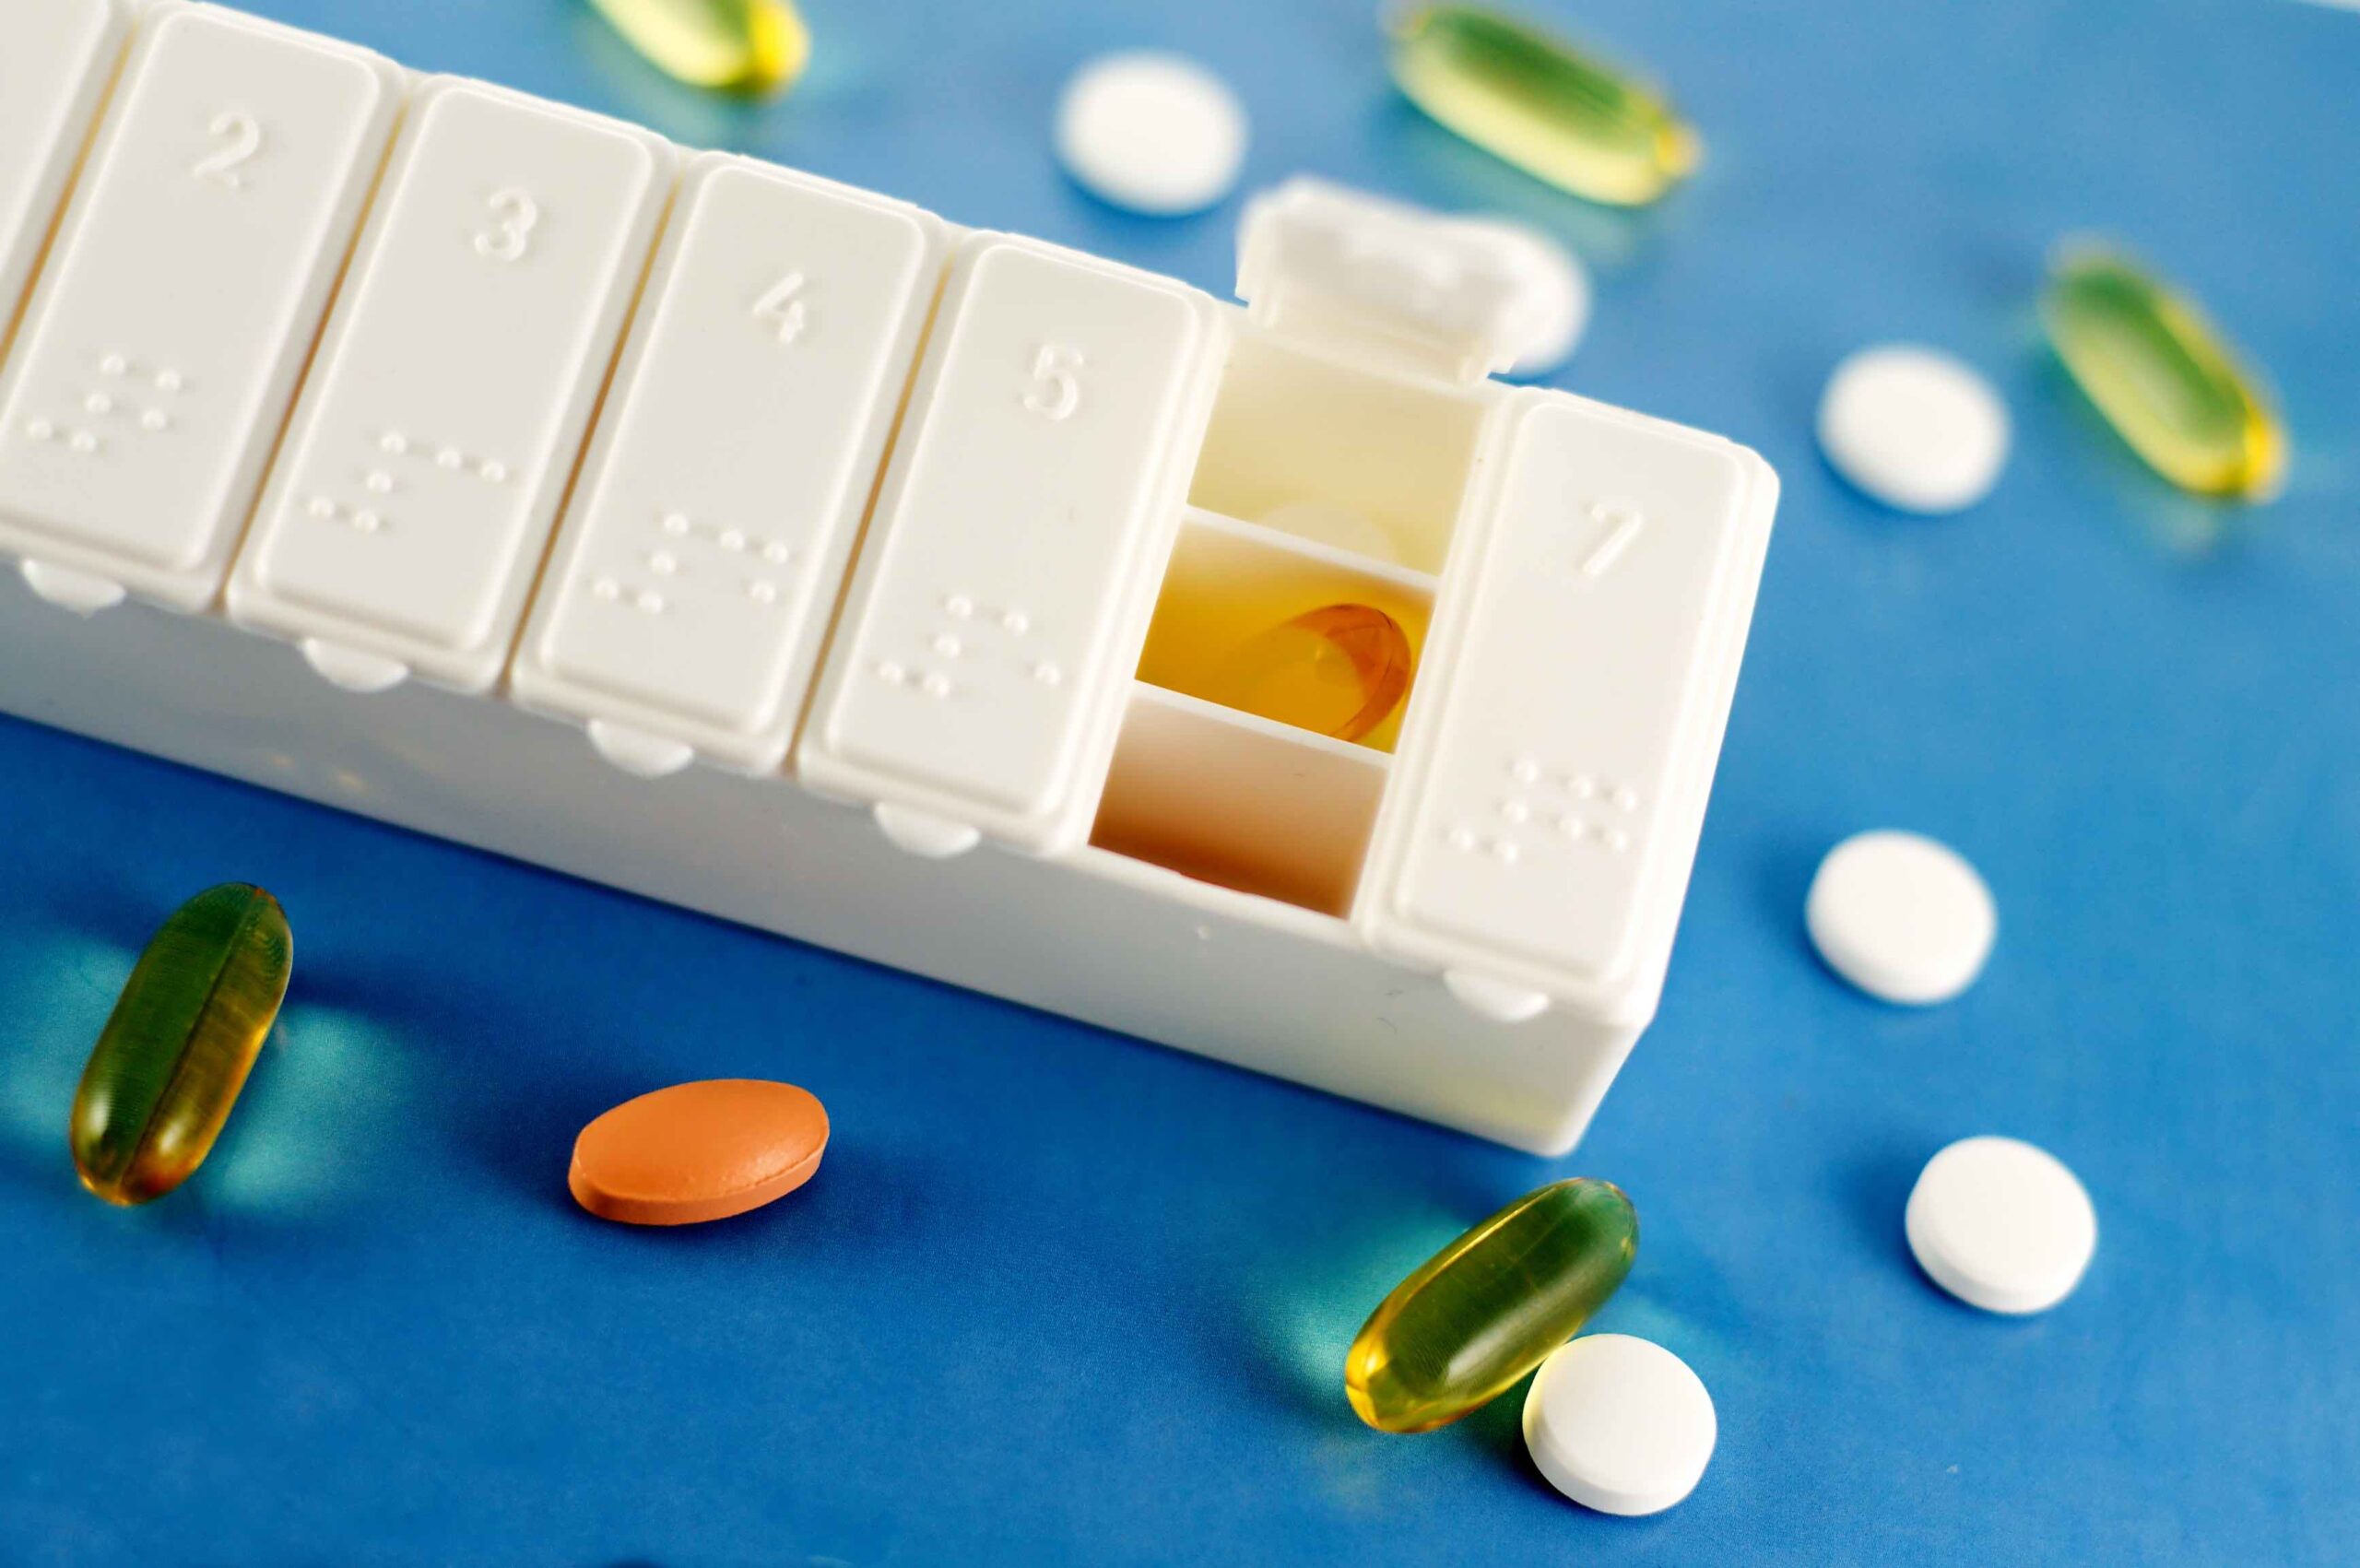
4,0,2355,1562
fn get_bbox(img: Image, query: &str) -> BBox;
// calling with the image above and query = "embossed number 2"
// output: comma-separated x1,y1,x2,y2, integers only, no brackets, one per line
191,112,262,190
1023,345,1083,422
474,189,540,263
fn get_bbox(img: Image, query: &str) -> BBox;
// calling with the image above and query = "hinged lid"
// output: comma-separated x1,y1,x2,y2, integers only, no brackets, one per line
1234,178,1551,385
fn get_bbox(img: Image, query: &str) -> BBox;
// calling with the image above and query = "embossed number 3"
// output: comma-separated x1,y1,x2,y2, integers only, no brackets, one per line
1023,345,1083,422
474,189,540,263
191,112,262,190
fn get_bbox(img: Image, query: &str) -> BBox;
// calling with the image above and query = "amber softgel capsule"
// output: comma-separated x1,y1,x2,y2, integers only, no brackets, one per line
2042,245,2285,501
70,884,293,1206
1347,1177,1637,1433
1387,5,1700,206
585,0,810,94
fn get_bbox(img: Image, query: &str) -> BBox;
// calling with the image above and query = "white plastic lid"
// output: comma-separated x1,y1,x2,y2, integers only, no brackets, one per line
1235,179,1553,384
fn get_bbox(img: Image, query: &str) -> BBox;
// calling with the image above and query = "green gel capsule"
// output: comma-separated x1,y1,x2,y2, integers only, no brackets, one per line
1386,5,1700,206
1346,1178,1636,1433
2041,246,2285,501
69,884,292,1206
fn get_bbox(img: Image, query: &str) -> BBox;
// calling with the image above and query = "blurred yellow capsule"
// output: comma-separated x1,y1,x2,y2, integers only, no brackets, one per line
1386,4,1700,206
585,0,810,95
2041,246,2285,501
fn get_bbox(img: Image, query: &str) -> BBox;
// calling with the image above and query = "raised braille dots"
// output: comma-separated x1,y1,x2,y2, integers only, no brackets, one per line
140,410,169,432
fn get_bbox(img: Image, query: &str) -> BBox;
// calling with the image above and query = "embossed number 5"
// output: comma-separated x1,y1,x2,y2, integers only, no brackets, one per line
1023,345,1083,422
474,189,539,263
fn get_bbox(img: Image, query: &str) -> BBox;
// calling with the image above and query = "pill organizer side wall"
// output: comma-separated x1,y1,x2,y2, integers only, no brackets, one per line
0,0,1776,1153
0,577,1632,1152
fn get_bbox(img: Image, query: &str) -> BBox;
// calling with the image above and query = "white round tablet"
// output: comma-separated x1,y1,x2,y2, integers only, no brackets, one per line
1523,1334,1717,1516
1055,53,1248,217
1805,830,1996,1005
1443,217,1591,378
1817,345,2011,513
1906,1136,2097,1315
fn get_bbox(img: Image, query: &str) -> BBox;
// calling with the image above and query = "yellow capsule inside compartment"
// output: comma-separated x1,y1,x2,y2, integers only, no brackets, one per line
69,884,293,1206
1386,4,1700,206
585,0,810,95
1198,604,1414,746
2041,246,2284,501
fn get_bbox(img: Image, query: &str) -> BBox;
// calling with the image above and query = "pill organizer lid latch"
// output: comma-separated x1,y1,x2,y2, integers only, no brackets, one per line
1234,178,1543,385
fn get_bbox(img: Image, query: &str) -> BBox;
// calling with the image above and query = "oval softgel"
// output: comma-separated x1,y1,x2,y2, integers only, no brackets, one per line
71,883,293,1206
1346,1178,1637,1433
570,1079,829,1225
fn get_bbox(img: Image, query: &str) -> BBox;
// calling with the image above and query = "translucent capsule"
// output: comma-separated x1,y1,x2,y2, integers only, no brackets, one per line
1347,1178,1637,1433
69,885,293,1206
1386,5,1700,206
585,0,810,95
1204,603,1413,745
2041,246,2285,501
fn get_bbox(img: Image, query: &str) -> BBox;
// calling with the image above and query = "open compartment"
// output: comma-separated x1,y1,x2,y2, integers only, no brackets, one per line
1091,684,1388,917
1136,509,1434,753
1186,330,1490,575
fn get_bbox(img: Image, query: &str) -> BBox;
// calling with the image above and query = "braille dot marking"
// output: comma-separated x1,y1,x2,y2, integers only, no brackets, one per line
1448,826,1479,851
100,354,126,377
635,591,665,614
1032,661,1063,686
932,634,962,657
1491,839,1521,864
352,511,382,534
1556,814,1586,839
1002,610,1031,635
85,394,112,416
1512,758,1541,784
762,542,791,565
1612,786,1640,812
946,595,975,619
479,460,507,484
366,471,395,495
140,410,169,432
592,578,620,601
1569,775,1598,799
381,431,409,455
747,581,777,605
436,447,463,470
921,673,952,699
649,552,678,576
662,513,691,536
307,497,336,520
1603,829,1630,854
1501,800,1530,824
69,431,96,454
719,529,746,552
154,371,183,394
878,661,907,685
26,419,53,442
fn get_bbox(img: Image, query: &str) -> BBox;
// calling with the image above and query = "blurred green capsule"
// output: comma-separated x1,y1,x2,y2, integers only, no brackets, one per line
2042,246,2285,501
70,884,292,1206
1387,4,1700,206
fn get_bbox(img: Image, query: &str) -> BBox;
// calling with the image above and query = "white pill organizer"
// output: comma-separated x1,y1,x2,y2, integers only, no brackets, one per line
0,1,1777,1153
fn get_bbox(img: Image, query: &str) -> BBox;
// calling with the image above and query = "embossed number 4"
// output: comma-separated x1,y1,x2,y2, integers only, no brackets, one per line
191,112,262,190
754,271,808,345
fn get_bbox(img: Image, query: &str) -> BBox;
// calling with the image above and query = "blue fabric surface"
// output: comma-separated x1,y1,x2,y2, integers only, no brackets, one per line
3,0,2355,1562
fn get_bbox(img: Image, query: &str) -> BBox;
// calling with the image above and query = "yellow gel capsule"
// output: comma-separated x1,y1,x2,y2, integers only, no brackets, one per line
1204,603,1413,744
2042,247,2285,501
585,0,810,95
1347,1178,1636,1433
69,884,292,1207
1387,4,1700,206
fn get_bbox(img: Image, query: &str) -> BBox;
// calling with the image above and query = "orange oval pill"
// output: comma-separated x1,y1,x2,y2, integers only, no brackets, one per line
569,1079,829,1226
